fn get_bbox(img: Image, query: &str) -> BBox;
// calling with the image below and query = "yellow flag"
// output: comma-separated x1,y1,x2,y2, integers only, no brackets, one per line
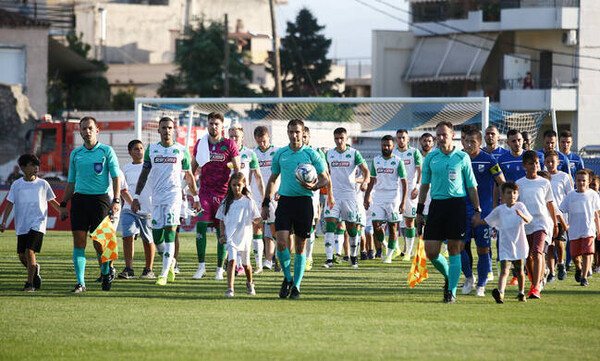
90,216,119,263
408,237,428,288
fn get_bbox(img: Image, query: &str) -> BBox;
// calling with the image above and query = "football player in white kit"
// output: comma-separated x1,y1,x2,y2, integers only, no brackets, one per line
251,126,280,271
393,129,423,261
365,135,408,264
322,127,370,268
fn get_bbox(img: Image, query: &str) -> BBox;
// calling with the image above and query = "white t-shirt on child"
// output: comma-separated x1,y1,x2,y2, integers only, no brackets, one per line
484,202,531,261
122,162,152,215
215,196,260,250
516,177,554,239
7,178,56,235
559,189,600,239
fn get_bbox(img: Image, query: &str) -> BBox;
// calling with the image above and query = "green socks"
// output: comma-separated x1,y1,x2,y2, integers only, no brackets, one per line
195,222,208,263
293,254,307,290
216,227,226,268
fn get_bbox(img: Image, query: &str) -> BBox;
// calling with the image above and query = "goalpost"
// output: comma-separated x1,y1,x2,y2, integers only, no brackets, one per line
133,96,548,152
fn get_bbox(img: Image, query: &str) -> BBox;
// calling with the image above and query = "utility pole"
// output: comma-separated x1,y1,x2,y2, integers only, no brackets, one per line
269,0,282,98
224,13,230,97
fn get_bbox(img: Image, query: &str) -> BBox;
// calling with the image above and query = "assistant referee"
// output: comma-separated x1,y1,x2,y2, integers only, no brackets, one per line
59,116,121,293
416,121,481,303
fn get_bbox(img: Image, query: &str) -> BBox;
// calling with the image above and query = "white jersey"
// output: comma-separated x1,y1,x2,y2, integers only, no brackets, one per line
549,171,573,213
7,178,55,235
484,202,531,261
216,196,261,250
144,142,191,205
516,177,554,238
370,154,407,202
252,144,279,199
238,146,259,181
122,162,152,215
326,146,365,200
393,146,422,189
560,189,600,239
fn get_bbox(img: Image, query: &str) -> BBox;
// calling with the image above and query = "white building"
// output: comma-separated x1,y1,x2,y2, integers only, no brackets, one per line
372,0,600,150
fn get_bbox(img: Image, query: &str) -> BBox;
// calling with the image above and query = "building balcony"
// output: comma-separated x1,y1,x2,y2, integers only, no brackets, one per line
412,4,578,36
499,87,577,111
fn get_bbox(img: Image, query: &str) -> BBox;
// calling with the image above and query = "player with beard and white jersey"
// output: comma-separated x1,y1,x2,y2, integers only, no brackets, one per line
322,127,370,269
365,135,408,265
393,129,423,261
251,126,280,271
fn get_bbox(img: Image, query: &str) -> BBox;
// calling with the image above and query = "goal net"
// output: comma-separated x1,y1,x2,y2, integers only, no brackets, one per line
134,97,548,158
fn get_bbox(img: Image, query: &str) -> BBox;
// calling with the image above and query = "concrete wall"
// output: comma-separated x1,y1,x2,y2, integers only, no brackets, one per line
371,30,414,97
576,1,600,150
0,27,48,116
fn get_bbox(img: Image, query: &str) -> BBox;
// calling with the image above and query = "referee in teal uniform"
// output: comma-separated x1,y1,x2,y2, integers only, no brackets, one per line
59,116,121,293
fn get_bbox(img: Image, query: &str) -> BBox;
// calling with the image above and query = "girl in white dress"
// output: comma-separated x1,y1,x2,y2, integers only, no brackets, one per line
216,172,262,297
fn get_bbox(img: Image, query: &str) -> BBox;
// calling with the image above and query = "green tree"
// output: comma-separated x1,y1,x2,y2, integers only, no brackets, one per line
159,18,256,97
272,8,342,97
47,32,111,115
112,88,136,110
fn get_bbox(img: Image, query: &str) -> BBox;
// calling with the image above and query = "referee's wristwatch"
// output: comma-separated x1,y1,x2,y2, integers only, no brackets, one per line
112,198,121,204
474,207,482,213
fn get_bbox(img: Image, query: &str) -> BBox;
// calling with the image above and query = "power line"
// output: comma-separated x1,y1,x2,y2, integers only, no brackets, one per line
373,0,600,62
354,0,600,73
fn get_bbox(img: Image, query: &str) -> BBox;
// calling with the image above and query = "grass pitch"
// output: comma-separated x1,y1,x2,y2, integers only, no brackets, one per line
1,231,599,360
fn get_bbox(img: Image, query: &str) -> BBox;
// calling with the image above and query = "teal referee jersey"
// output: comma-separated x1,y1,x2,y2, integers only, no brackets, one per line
68,142,120,195
272,144,326,197
421,147,477,200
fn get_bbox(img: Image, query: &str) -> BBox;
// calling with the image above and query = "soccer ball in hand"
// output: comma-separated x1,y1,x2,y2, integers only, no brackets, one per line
295,163,317,184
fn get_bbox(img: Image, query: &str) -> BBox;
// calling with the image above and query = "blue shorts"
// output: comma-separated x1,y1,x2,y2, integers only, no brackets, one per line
464,223,491,248
119,211,153,243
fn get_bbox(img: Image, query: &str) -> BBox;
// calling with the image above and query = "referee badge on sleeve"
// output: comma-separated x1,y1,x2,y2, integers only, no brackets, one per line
94,162,104,174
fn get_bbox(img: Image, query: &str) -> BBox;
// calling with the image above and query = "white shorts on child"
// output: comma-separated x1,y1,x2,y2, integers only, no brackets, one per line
227,242,251,265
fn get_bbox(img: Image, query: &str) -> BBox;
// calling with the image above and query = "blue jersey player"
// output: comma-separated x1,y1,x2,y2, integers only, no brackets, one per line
540,130,571,178
461,127,505,296
483,125,509,161
559,130,584,181
498,130,527,183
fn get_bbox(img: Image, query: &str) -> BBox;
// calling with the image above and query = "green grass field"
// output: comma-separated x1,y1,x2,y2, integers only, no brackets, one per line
1,231,599,360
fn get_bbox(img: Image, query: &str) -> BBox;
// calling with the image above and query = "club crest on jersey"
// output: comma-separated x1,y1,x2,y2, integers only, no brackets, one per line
210,153,226,162
345,154,352,158
93,162,103,174
478,164,485,172
154,156,177,163
377,167,394,174
331,161,350,167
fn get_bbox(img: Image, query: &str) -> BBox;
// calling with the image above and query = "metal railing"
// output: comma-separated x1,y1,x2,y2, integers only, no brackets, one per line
0,1,75,34
501,0,579,9
502,77,578,90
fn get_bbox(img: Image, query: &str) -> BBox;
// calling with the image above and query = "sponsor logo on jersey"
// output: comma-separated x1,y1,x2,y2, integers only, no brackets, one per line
210,153,226,162
377,167,394,174
154,156,177,163
404,159,411,166
241,163,246,169
259,160,272,167
331,161,351,167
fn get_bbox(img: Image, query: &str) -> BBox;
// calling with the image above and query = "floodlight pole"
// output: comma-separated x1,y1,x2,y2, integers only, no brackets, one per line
269,0,283,98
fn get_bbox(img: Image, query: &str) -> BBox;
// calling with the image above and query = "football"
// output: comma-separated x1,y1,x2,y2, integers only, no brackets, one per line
295,163,318,184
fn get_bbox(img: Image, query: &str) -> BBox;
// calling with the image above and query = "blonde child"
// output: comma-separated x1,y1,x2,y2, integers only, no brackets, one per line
0,154,60,291
559,170,600,286
216,172,262,297
475,182,532,303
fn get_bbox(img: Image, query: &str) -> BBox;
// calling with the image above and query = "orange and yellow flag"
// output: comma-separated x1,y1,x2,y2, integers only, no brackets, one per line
408,237,428,288
90,216,118,263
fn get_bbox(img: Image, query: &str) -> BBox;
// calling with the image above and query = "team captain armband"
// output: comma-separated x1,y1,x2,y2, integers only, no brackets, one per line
490,164,502,176
142,161,152,169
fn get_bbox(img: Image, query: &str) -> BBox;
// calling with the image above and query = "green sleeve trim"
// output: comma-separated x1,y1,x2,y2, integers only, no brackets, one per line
397,160,407,178
249,152,259,169
181,148,191,170
355,150,365,166
370,160,376,177
143,145,151,163
414,149,423,166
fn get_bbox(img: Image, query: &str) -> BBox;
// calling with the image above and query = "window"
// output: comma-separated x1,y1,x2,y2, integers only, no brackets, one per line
0,46,26,90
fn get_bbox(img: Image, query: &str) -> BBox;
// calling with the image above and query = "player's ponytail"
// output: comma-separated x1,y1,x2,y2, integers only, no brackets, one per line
223,172,250,215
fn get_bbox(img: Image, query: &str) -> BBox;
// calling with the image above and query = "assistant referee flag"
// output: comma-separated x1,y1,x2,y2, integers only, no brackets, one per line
408,238,428,288
90,216,119,263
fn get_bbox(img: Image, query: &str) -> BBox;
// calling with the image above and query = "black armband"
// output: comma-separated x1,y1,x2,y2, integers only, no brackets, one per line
262,198,270,208
416,203,425,215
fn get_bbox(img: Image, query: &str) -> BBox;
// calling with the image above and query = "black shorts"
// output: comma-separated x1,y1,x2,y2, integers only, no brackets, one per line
70,193,111,232
17,229,44,253
275,196,313,239
423,197,467,241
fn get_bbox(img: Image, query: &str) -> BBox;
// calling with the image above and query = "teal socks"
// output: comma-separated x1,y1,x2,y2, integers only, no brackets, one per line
73,248,86,286
293,254,307,290
277,248,293,282
448,254,461,297
430,253,449,279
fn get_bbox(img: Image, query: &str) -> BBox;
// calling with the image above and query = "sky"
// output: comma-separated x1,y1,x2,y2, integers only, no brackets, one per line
276,0,409,61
